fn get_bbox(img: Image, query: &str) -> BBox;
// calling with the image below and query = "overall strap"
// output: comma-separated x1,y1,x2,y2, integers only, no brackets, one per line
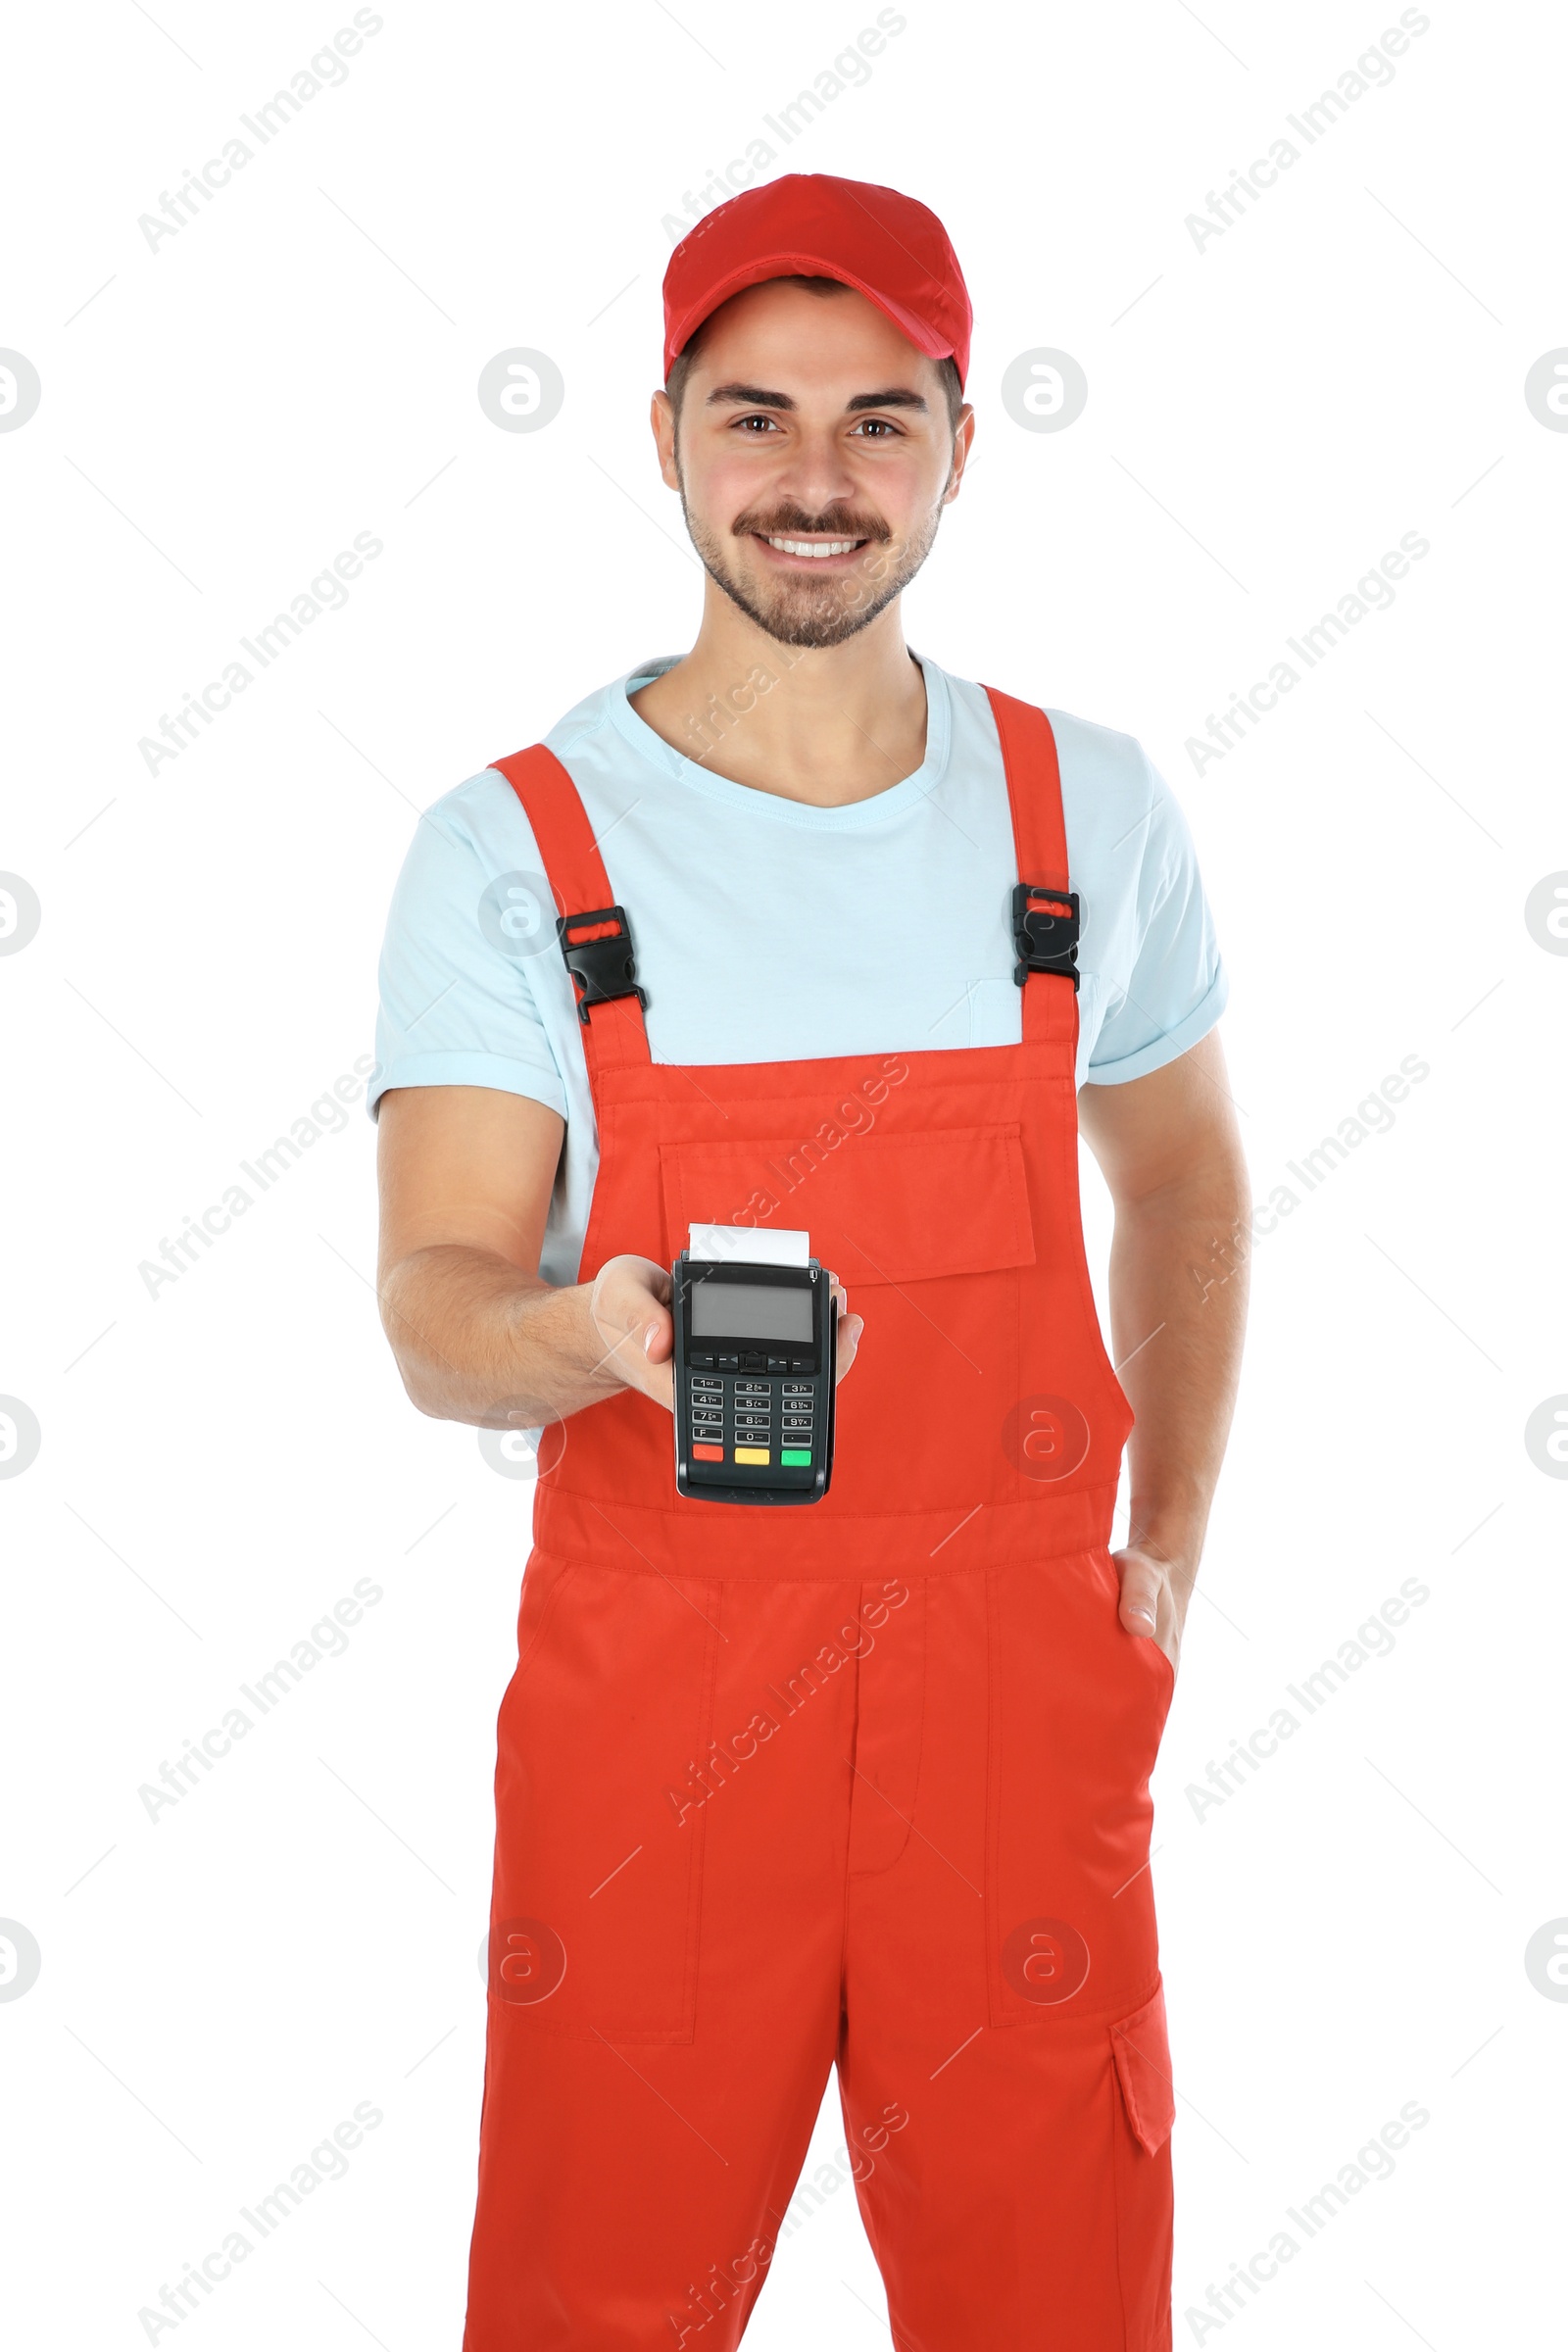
492,743,653,1079
982,688,1080,1052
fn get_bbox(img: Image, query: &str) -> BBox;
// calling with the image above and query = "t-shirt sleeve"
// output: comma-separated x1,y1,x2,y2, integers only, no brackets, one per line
367,781,568,1122
1085,746,1229,1086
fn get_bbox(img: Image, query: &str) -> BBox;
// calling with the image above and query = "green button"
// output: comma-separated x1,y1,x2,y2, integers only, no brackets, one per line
780,1448,812,1466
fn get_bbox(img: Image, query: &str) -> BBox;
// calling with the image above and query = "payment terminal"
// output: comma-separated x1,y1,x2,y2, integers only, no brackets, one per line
672,1225,837,1505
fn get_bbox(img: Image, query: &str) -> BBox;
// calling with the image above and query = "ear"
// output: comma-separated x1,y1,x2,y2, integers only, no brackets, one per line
942,405,976,504
651,388,680,491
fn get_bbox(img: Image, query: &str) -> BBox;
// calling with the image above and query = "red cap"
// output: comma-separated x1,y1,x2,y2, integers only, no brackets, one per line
662,172,971,391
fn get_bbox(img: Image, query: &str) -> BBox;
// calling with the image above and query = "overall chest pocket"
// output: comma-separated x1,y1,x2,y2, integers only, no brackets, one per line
660,1123,1037,1513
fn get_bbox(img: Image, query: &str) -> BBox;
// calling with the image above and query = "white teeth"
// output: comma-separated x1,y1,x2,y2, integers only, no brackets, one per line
763,535,861,558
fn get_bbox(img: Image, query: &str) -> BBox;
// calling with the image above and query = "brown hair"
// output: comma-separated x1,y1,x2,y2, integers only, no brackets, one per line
665,273,963,432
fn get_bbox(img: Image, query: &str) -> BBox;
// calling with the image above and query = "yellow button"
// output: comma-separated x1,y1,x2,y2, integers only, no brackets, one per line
733,1446,770,1465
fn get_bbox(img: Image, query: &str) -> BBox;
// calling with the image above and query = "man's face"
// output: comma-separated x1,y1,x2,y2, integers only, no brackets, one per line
654,280,972,650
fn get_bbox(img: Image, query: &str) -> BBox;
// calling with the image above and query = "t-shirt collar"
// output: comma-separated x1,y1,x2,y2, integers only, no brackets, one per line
605,649,953,830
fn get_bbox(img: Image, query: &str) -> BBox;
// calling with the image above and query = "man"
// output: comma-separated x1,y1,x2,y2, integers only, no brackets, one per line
371,173,1248,2351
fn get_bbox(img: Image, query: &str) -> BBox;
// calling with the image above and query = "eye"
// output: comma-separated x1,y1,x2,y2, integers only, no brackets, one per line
852,416,902,438
733,413,780,433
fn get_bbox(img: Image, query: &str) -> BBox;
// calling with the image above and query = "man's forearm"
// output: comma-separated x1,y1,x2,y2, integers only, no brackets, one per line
380,1245,627,1426
1106,1171,1250,1591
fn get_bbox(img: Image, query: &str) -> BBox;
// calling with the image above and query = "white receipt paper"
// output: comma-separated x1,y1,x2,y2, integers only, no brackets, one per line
689,1223,809,1268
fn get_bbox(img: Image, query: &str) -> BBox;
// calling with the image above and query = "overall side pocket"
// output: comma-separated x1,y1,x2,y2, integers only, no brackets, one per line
1111,1981,1176,2349
489,1562,721,2044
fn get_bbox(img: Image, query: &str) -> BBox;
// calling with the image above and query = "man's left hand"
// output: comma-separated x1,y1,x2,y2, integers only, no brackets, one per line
1111,1544,1190,1681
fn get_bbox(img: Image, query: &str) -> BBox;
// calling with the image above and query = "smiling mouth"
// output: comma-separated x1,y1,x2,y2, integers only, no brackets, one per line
755,533,869,561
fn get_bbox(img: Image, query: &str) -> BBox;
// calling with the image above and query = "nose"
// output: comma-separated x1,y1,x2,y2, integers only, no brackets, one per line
762,424,867,525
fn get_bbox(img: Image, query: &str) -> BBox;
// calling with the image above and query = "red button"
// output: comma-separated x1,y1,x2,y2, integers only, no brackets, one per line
692,1443,724,1461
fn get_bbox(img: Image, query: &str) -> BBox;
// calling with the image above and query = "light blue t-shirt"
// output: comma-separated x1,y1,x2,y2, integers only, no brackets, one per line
368,655,1227,1287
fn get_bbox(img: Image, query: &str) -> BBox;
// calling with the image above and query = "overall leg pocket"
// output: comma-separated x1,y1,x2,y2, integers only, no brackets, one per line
489,1561,721,2044
985,1553,1164,2029
1111,1981,1176,2349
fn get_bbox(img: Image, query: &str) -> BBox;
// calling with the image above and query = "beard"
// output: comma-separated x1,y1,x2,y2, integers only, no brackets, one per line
678,484,948,650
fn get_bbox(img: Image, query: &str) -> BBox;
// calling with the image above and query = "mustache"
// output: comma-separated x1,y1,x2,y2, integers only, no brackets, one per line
733,503,892,544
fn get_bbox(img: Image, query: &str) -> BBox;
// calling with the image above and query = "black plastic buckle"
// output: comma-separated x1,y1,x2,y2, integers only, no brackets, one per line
557,904,649,1026
1011,881,1080,991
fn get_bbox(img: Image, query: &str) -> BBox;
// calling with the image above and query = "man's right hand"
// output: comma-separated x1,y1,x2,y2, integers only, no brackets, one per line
591,1253,863,1416
588,1254,679,1410
377,1086,861,1428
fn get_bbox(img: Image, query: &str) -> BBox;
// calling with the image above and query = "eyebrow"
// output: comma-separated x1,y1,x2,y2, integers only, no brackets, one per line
703,381,930,415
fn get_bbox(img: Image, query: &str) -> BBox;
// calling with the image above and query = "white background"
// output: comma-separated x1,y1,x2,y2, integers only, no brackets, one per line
3,0,1566,2344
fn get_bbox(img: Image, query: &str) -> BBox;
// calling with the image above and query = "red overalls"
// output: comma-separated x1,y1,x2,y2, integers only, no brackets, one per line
465,691,1177,2351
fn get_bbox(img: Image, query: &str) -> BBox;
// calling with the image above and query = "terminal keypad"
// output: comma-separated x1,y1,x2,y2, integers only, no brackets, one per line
683,1359,818,1466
